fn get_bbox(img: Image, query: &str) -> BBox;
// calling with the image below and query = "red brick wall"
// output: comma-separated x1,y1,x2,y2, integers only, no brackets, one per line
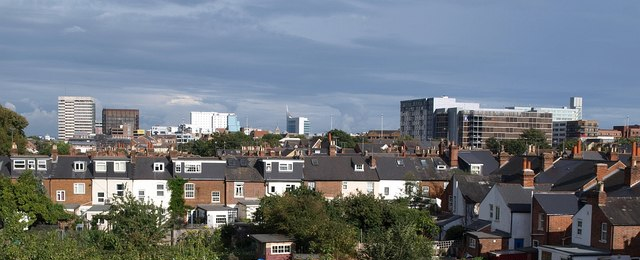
184,180,225,207
462,234,508,258
225,181,265,205
44,179,92,205
590,206,612,251
422,180,447,199
612,226,640,256
439,181,453,213
531,198,572,246
314,181,342,198
265,242,293,260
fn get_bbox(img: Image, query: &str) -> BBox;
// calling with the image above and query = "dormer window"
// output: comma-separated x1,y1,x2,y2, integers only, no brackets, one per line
154,162,164,172
354,164,364,172
95,161,107,172
396,159,404,167
279,163,293,172
37,160,47,170
73,161,85,172
114,161,126,172
13,160,25,170
184,162,201,173
265,162,272,172
175,163,181,173
27,160,35,169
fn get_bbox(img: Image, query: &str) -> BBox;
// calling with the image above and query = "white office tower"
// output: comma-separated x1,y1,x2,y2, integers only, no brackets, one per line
570,97,583,120
58,96,96,140
189,112,236,134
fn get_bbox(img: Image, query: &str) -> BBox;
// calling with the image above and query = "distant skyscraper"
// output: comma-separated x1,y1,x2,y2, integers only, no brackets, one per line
189,112,239,133
286,107,310,135
102,108,140,138
400,96,480,141
57,96,96,140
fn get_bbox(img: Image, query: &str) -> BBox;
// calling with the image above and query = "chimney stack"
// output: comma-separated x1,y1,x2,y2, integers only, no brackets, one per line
595,163,608,182
625,151,640,186
499,145,511,167
522,158,535,188
369,156,377,169
573,140,583,159
449,142,459,168
438,140,445,156
10,142,18,156
328,133,337,157
542,152,554,171
51,144,58,161
584,182,607,206
608,145,619,162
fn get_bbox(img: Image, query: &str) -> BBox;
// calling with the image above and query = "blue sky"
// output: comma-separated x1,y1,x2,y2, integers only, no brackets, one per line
1,0,639,136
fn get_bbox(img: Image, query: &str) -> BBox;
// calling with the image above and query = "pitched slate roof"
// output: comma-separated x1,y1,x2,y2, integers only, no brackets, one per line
618,154,631,167
259,159,304,181
538,160,619,192
495,183,533,213
455,174,495,204
375,157,428,180
174,158,226,180
581,151,607,161
132,157,172,180
466,219,492,231
600,197,640,226
303,156,379,181
51,156,94,179
458,150,499,176
534,193,579,215
603,169,640,197
0,156,11,177
492,156,542,184
250,234,293,243
225,157,264,182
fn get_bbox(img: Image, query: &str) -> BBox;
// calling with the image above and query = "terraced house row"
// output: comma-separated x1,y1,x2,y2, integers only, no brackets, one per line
0,146,453,229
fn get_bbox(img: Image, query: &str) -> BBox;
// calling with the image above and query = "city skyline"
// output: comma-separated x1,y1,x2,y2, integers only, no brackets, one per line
1,1,639,136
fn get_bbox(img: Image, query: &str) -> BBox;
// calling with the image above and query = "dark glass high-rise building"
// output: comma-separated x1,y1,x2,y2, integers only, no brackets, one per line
102,109,139,137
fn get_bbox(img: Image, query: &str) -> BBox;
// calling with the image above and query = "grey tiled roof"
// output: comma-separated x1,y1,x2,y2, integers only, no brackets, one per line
303,156,379,181
534,193,579,215
132,157,172,180
225,157,264,182
492,156,543,184
495,183,533,212
458,150,499,176
538,160,619,192
258,159,304,181
174,159,226,180
250,234,293,243
600,197,640,225
455,174,495,204
51,156,94,179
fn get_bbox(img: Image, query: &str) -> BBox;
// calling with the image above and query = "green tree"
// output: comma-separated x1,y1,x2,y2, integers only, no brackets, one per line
326,129,357,148
0,104,28,155
486,137,501,154
260,133,283,148
167,177,189,245
331,192,384,234
504,139,526,155
94,192,167,251
520,128,551,149
358,221,432,260
255,187,358,258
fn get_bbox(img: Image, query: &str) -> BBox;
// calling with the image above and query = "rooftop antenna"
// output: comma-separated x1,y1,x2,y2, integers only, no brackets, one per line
380,114,384,140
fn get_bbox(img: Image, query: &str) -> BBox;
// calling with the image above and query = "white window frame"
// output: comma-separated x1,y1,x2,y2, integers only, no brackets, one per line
97,192,105,203
73,161,85,172
13,160,26,170
271,244,292,254
153,162,164,172
265,162,272,172
138,190,145,200
354,164,364,172
184,183,195,199
175,163,181,173
215,214,226,224
469,237,477,248
367,182,374,194
116,184,125,196
73,183,85,194
184,162,201,173
27,160,35,170
489,204,494,219
279,162,293,172
495,206,501,221
307,182,315,190
384,187,390,196
211,191,221,203
156,183,165,197
600,223,608,243
37,160,47,170
577,219,583,236
342,181,348,190
421,186,430,196
56,190,65,201
113,161,126,173
95,161,107,172
234,182,244,198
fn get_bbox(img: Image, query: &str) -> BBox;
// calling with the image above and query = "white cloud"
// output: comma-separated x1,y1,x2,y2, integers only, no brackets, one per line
168,95,203,106
63,25,86,33
3,102,16,111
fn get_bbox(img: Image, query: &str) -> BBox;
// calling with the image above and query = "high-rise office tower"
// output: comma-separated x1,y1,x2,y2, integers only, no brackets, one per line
102,108,140,138
58,96,96,140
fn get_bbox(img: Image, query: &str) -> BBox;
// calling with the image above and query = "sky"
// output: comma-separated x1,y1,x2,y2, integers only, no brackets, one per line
1,0,639,136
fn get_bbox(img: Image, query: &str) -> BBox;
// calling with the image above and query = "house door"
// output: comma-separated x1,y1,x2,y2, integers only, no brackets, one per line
514,238,524,249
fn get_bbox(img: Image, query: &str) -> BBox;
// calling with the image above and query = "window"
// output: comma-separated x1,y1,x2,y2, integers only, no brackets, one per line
307,182,315,190
215,215,226,224
470,165,482,175
286,184,295,192
211,191,220,203
422,186,430,196
95,161,106,172
116,184,125,196
600,223,608,243
37,160,47,170
138,190,145,200
489,204,494,219
157,183,165,197
175,163,181,173
27,160,35,169
469,238,477,248
234,183,244,198
495,206,501,221
538,213,545,231
74,161,85,172
184,162,201,173
13,160,25,170
384,187,390,196
577,219,583,236
73,183,85,194
354,164,364,172
342,181,348,190
56,190,65,201
265,162,272,172
279,162,293,172
367,182,374,194
396,159,405,166
184,183,195,199
97,192,105,203
153,162,164,172
271,245,291,254
114,161,126,172
270,186,276,193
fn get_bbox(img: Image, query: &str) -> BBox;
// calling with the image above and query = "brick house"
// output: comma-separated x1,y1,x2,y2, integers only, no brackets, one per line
303,155,379,199
250,234,295,260
258,158,304,196
530,193,578,246
224,157,265,206
441,173,494,227
91,156,133,205
463,231,510,258
173,157,226,208
47,156,93,211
